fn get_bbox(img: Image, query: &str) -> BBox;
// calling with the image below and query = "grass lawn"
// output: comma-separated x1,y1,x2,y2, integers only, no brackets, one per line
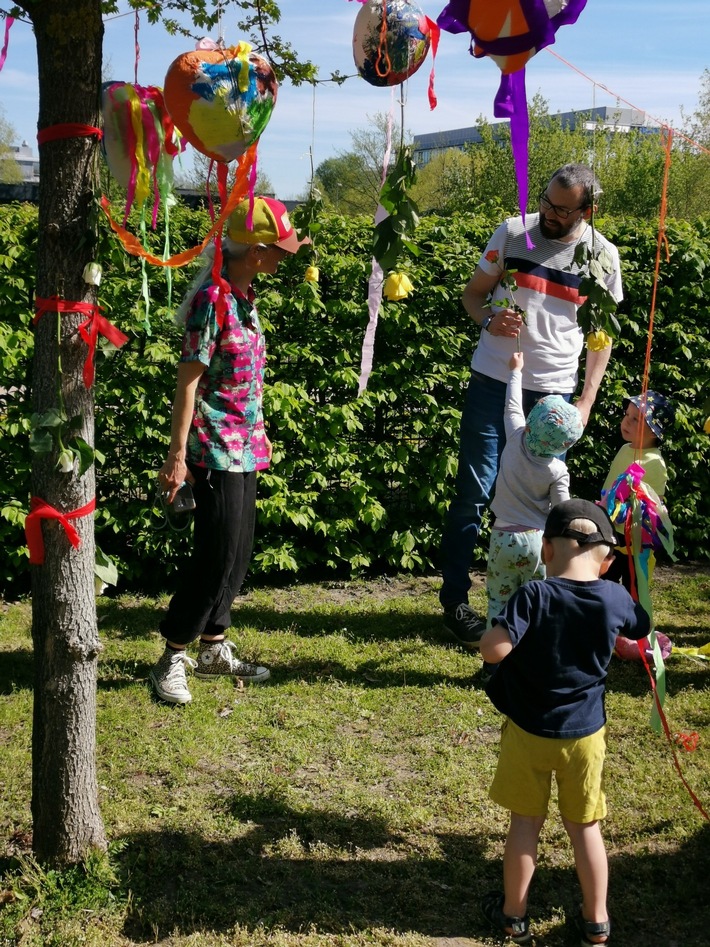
1,566,709,946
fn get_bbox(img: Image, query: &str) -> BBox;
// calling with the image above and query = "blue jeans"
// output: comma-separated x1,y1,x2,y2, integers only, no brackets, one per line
439,370,571,610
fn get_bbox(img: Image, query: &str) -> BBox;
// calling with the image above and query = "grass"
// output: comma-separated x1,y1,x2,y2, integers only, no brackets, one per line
1,566,709,946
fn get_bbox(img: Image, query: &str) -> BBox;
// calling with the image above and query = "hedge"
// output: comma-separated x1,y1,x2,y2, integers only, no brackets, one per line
1,202,709,596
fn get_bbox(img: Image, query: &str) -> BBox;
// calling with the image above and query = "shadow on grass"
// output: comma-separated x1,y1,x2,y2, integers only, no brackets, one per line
117,795,495,944
97,651,479,693
116,795,710,946
0,648,33,694
97,600,165,640
96,599,450,646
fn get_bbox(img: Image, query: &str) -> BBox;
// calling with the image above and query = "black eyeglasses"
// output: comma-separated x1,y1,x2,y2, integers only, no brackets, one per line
538,192,586,220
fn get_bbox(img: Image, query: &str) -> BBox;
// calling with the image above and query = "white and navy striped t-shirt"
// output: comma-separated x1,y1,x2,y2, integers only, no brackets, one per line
472,214,623,393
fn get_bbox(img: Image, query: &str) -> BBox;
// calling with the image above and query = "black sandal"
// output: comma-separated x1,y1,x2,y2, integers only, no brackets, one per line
481,890,532,944
575,909,611,945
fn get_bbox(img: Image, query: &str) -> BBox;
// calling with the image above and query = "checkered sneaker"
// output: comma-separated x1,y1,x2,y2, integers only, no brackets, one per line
149,648,197,704
195,638,270,683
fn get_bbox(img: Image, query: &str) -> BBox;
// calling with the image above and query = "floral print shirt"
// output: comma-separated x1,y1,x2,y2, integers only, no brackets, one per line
182,281,270,472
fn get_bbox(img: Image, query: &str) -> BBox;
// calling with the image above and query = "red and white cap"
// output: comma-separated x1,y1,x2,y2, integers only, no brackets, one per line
226,195,310,254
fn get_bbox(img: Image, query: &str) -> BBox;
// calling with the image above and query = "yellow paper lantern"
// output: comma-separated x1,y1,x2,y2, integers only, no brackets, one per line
384,272,413,301
586,330,612,351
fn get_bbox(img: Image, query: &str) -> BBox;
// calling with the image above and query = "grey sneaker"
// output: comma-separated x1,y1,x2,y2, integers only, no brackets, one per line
443,603,487,650
195,638,270,683
149,648,197,704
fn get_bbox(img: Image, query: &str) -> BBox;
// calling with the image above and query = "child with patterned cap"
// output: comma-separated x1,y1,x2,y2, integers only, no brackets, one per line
483,351,583,637
600,390,676,658
601,389,674,584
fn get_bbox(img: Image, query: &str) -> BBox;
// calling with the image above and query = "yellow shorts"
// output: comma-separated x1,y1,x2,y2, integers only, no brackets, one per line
490,718,608,823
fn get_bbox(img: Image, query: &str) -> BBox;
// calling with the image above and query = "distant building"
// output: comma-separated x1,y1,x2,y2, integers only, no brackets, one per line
10,141,39,183
413,106,660,167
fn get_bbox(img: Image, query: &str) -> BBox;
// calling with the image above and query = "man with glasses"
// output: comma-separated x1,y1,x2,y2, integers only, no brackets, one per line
440,164,623,649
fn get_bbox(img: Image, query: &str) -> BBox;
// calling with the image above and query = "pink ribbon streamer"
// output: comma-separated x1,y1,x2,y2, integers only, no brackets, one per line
423,16,440,110
0,16,13,72
358,101,395,395
359,256,384,396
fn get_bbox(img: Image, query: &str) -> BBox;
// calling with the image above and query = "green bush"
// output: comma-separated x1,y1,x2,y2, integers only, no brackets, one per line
1,202,709,595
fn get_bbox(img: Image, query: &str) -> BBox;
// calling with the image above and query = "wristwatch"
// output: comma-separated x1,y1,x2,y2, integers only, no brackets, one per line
481,314,494,332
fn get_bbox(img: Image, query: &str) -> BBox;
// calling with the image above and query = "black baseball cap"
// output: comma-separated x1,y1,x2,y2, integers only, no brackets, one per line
544,499,617,546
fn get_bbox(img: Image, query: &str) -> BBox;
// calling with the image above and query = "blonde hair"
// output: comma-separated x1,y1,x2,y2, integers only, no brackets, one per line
174,236,254,326
552,517,613,564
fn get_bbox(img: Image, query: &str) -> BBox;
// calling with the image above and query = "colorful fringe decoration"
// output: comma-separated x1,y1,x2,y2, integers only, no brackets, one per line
102,82,183,228
102,82,185,328
601,461,675,732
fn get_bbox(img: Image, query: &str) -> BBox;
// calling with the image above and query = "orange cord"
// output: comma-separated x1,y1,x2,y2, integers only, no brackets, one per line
546,48,710,156
375,0,392,78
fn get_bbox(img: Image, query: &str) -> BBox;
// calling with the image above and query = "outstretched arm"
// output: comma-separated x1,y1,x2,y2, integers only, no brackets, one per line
575,343,612,427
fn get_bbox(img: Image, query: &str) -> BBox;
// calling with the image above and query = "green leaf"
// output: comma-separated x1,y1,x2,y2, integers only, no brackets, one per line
29,430,54,454
95,546,119,587
72,437,96,477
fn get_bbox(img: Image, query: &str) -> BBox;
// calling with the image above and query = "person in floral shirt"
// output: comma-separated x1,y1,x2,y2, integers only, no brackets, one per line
149,196,308,704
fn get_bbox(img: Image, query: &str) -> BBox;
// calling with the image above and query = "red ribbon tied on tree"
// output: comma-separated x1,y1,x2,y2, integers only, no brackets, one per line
34,296,129,388
25,497,96,566
77,306,130,388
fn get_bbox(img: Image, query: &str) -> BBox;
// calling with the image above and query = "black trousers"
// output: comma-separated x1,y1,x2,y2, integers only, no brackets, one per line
159,466,257,646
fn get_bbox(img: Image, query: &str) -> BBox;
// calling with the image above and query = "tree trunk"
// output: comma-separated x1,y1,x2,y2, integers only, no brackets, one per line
24,0,107,863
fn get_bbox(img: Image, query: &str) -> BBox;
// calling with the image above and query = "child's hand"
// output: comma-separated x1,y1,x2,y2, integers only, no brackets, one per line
509,352,523,371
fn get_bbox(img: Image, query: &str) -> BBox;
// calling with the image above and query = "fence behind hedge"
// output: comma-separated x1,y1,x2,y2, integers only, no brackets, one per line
1,203,709,596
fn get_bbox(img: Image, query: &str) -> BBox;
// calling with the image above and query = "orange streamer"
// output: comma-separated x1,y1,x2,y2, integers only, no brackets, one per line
375,0,392,78
546,49,710,156
100,144,257,268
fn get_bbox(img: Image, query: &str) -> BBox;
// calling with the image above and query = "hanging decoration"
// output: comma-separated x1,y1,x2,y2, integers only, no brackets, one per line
101,81,183,227
383,272,413,300
437,0,587,244
101,80,185,328
353,0,440,109
163,39,278,163
0,14,13,73
100,142,257,269
600,461,675,731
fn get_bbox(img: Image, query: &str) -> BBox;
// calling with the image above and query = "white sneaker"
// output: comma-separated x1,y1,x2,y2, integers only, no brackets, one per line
149,648,197,704
195,638,270,683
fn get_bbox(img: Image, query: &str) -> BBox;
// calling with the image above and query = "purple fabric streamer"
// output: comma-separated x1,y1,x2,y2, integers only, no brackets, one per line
436,0,470,33
0,16,14,72
436,0,588,249
495,70,532,248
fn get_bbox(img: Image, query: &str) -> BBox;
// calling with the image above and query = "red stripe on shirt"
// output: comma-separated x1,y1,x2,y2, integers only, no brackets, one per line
515,271,587,304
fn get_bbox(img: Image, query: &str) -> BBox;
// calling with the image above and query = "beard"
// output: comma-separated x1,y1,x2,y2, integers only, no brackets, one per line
538,213,582,240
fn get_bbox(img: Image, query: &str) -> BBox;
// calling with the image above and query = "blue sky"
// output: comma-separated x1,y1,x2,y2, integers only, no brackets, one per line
1,0,708,198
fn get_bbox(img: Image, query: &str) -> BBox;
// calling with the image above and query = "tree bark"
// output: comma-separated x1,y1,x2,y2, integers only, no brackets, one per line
23,0,107,863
